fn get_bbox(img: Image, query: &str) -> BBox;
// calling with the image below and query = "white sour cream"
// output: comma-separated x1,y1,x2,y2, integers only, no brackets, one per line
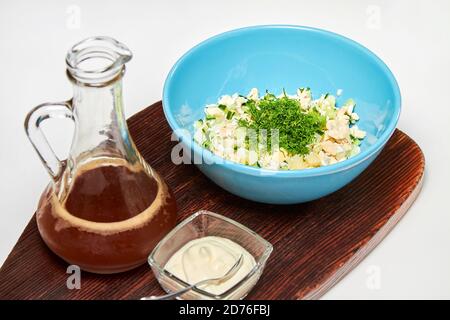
164,236,256,295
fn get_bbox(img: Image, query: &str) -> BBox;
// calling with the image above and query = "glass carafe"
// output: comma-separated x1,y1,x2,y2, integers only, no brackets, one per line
24,37,178,274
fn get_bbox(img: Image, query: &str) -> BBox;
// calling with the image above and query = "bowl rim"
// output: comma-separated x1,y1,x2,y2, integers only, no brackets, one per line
162,24,401,178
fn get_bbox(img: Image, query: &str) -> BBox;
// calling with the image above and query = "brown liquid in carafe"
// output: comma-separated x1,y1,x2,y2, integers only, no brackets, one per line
36,160,178,274
64,165,158,223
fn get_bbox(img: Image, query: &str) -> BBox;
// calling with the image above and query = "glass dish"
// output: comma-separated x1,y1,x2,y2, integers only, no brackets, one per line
148,210,273,300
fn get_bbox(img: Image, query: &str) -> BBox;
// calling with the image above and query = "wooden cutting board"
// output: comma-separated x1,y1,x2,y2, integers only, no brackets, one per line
0,101,424,300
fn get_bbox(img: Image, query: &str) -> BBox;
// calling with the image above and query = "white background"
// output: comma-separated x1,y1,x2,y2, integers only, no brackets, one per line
1,0,449,299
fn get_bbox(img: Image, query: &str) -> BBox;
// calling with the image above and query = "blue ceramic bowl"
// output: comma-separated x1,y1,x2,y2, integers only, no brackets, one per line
163,25,401,204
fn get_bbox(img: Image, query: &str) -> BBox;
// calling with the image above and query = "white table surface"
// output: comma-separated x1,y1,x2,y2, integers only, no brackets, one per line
1,0,449,299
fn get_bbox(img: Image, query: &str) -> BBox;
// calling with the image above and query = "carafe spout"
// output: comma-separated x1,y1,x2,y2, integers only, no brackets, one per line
66,36,133,86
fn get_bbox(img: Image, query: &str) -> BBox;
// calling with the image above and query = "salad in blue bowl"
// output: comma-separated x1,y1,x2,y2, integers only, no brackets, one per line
163,25,401,204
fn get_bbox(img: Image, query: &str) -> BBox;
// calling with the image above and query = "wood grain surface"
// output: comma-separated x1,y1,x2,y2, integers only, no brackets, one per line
0,101,425,300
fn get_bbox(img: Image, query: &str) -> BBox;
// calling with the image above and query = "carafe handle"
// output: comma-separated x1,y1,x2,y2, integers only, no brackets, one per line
24,101,74,180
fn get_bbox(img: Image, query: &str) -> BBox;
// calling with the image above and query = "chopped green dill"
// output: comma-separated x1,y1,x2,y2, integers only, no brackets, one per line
226,110,235,120
202,140,211,148
239,92,326,155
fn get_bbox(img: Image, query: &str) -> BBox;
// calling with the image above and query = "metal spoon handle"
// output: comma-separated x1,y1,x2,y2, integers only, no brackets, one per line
141,283,198,300
141,254,243,300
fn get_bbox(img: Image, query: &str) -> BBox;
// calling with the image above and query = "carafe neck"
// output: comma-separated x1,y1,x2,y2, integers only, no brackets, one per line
68,77,139,169
62,36,144,180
